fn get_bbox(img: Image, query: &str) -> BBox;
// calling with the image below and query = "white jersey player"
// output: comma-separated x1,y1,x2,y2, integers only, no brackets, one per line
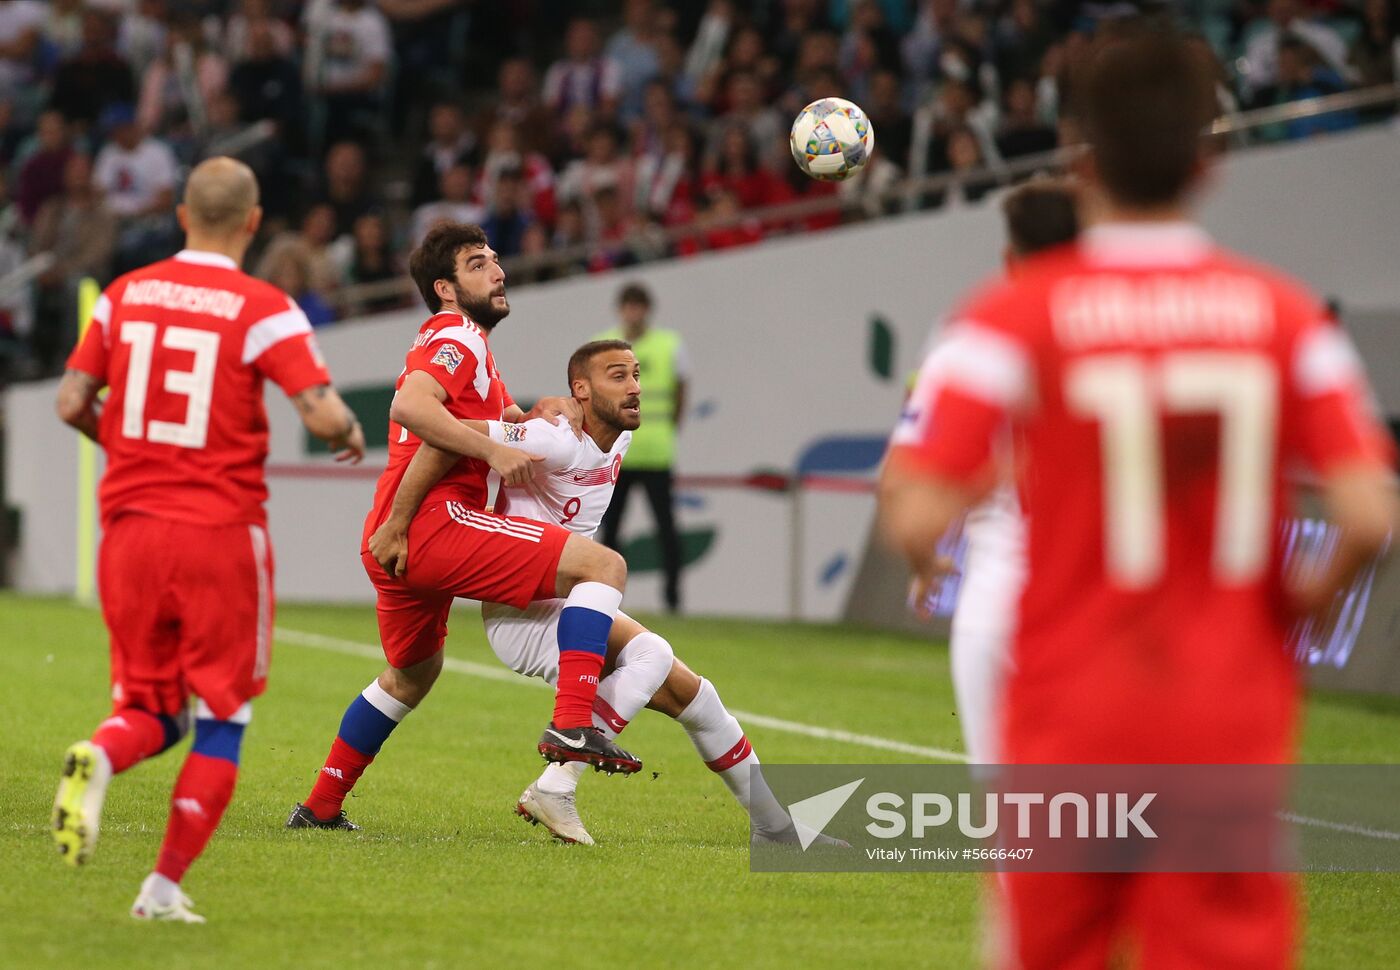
369,340,838,846
904,179,1078,766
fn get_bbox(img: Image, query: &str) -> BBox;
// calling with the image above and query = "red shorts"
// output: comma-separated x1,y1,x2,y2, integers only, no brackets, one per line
363,500,570,669
98,513,274,720
1000,871,1296,970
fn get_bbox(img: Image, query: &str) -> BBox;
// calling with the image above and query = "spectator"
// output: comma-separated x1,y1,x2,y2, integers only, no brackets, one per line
14,110,74,225
557,122,634,209
1350,0,1399,90
265,245,337,327
703,124,774,209
709,69,783,163
839,0,902,105
542,18,622,119
929,124,998,209
901,0,960,85
30,152,116,372
474,57,555,159
631,78,679,159
0,0,44,118
695,186,764,251
585,183,636,271
344,211,401,315
256,202,344,296
512,219,559,285
995,76,1057,161
553,197,588,250
863,69,912,175
411,101,478,208
683,0,735,99
909,76,998,183
1248,36,1357,141
606,0,662,120
311,139,376,237
222,0,296,62
479,166,532,258
477,120,556,224
303,0,392,146
228,13,302,131
92,102,179,271
652,28,700,111
137,12,229,139
116,0,169,78
49,10,136,128
1239,0,1353,99
993,0,1054,85
411,163,484,246
44,0,86,63
635,120,699,224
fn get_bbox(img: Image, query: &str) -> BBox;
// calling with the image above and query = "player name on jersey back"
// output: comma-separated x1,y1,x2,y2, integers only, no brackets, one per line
120,278,248,320
1051,272,1273,349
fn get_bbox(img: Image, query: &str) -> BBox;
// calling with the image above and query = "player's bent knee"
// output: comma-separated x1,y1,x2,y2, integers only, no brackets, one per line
191,709,249,766
649,657,702,717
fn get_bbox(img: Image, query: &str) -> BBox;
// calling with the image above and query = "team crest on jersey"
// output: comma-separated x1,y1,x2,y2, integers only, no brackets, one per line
431,343,464,374
503,424,527,443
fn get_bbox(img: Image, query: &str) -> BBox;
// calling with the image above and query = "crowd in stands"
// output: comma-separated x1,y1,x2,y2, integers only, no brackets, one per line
0,0,1394,381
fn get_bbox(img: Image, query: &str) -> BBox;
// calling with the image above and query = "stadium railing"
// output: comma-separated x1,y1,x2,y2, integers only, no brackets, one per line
325,82,1400,314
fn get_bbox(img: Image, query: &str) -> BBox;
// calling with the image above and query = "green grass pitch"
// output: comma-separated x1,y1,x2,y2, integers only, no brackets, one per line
4,593,1400,968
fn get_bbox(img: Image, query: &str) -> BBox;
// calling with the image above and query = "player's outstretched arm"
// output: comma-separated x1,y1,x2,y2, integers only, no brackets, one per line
55,369,104,442
390,370,539,484
1291,464,1398,616
506,396,585,439
292,383,366,463
877,464,973,619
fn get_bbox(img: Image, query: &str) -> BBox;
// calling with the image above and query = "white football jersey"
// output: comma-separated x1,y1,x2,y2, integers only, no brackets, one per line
485,416,630,539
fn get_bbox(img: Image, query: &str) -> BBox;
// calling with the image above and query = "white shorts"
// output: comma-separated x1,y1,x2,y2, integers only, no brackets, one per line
481,599,636,687
949,490,1026,765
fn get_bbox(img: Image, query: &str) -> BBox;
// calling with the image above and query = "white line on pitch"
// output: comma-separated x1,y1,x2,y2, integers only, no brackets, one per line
276,627,1400,844
274,626,970,763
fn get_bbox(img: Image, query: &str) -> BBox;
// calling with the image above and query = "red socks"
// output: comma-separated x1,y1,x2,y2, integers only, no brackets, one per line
553,652,607,729
154,753,238,884
303,737,375,820
92,709,168,774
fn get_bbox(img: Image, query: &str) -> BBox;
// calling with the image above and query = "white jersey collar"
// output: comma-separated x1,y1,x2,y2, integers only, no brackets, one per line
1081,221,1213,267
174,249,239,270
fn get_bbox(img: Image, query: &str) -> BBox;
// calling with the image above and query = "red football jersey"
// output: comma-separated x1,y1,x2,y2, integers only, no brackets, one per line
890,223,1392,764
67,249,331,527
362,311,513,544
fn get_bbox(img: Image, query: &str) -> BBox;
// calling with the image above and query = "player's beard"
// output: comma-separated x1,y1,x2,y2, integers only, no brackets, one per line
594,393,641,432
455,283,510,329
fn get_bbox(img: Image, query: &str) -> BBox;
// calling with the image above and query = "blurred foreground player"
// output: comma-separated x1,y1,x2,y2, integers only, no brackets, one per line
881,31,1397,970
289,226,640,832
52,157,366,921
368,341,839,846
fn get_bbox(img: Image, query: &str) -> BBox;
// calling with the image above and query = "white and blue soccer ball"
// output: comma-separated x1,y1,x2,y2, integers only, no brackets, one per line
789,97,875,181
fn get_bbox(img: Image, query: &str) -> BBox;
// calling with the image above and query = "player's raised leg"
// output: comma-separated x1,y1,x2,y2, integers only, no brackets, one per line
536,533,641,774
52,515,193,867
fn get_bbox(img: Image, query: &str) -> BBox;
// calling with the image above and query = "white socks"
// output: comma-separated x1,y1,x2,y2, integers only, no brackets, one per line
535,632,674,796
677,678,791,836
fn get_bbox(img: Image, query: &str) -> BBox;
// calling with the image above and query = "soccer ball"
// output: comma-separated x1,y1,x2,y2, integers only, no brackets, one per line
789,97,875,181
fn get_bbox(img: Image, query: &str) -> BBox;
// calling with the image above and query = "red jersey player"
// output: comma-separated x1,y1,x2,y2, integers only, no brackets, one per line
51,157,366,922
880,32,1396,970
288,224,639,832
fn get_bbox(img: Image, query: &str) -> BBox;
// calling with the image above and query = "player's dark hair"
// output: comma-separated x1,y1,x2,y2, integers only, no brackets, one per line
616,282,652,308
568,339,633,387
1073,30,1217,208
1001,178,1080,256
409,222,489,312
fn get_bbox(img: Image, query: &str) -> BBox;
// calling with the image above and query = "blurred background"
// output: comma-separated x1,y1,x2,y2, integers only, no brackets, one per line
0,1,1397,671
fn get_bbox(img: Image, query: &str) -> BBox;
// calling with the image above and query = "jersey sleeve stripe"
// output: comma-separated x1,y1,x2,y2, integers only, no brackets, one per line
429,324,491,400
92,292,113,333
933,321,1033,407
242,301,313,364
1293,325,1362,397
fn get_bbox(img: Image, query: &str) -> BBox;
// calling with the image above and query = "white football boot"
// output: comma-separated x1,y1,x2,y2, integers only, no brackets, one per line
52,740,113,867
131,875,206,924
515,783,596,845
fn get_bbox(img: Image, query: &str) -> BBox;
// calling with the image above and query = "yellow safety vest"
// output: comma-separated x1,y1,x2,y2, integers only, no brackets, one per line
595,326,681,469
